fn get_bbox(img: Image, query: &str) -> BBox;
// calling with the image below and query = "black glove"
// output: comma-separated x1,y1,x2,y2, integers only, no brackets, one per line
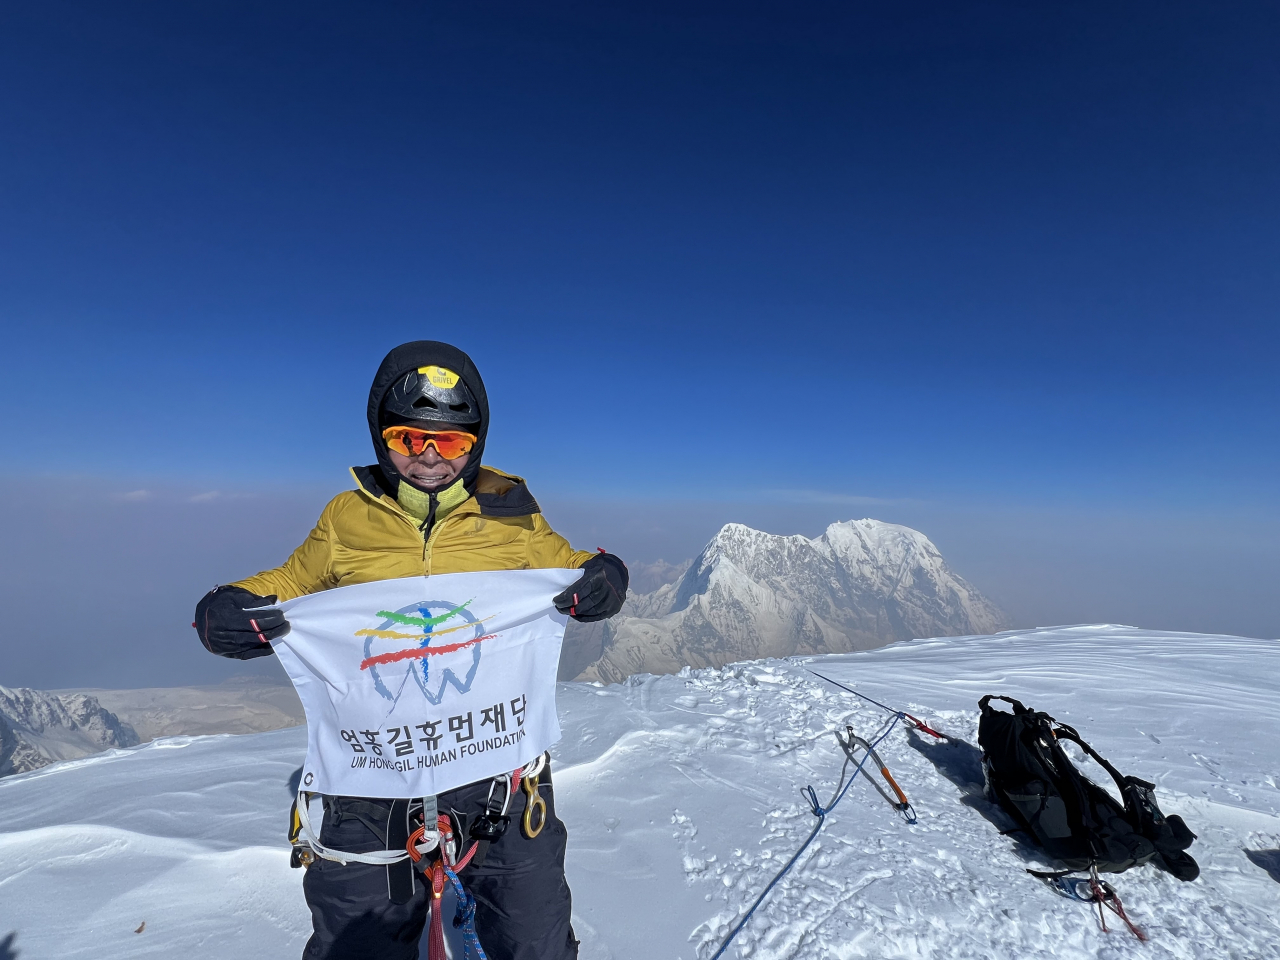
194,585,289,660
554,552,628,623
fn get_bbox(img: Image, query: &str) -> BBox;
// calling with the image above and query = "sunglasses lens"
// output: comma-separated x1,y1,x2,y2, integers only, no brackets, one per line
382,427,475,460
430,431,474,459
383,429,418,456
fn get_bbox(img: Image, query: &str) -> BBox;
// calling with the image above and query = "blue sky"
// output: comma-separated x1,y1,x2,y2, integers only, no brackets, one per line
1,2,1278,686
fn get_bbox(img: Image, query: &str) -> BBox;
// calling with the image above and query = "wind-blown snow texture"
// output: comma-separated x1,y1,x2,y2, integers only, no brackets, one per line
576,519,1008,683
2,625,1278,959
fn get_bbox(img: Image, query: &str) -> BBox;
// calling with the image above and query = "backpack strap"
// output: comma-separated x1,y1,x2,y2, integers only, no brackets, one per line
1050,726,1131,799
979,695,1031,715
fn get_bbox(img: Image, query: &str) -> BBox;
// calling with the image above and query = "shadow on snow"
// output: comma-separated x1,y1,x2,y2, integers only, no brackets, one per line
1244,848,1280,883
903,728,1044,866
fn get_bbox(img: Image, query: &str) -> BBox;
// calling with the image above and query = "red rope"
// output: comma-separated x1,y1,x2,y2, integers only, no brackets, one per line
426,862,447,960
1102,890,1147,942
1089,869,1147,942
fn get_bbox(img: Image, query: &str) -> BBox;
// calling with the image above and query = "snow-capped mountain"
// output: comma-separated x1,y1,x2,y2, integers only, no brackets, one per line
0,686,139,777
571,518,1008,683
2,625,1278,959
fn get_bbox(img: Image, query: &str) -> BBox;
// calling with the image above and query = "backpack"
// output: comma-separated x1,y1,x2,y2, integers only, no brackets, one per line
977,695,1198,881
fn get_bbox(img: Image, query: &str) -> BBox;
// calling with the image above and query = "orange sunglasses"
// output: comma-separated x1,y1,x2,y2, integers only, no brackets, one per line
381,426,477,460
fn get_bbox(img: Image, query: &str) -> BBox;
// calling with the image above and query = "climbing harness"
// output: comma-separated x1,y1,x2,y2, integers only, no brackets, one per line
708,712,908,960
293,791,439,867
809,670,947,739
288,798,316,868
836,726,917,824
1029,867,1148,941
289,753,552,960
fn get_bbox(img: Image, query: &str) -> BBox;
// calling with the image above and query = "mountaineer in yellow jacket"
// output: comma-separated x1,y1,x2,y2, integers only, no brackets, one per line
192,340,628,960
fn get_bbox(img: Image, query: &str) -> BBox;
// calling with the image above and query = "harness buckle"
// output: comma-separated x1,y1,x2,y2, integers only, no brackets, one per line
469,813,512,843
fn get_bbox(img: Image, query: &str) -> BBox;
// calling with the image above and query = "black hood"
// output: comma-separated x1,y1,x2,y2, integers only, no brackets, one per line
366,341,490,496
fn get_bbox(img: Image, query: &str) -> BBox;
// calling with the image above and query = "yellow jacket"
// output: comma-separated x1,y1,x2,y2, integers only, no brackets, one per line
234,465,594,601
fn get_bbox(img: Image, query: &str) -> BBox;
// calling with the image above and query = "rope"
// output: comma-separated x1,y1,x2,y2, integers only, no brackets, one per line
443,862,489,960
809,670,947,739
1089,866,1147,942
707,713,903,960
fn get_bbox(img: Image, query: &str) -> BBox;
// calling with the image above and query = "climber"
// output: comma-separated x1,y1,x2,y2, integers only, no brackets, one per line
192,340,628,960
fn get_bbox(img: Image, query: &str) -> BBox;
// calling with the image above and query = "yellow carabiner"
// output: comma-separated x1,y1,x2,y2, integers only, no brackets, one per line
521,771,547,839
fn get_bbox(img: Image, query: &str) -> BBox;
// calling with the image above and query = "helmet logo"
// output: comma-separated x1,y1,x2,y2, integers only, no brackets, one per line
418,365,460,389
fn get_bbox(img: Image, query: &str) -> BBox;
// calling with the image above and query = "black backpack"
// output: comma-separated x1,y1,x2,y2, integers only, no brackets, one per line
977,695,1198,881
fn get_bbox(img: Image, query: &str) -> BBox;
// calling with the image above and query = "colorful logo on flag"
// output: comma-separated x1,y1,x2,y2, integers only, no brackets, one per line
356,600,497,706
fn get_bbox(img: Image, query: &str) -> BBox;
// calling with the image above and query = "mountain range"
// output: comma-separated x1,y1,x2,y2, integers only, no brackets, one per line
563,518,1008,682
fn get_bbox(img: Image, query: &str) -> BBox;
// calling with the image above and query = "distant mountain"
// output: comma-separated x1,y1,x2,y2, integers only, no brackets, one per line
71,677,305,741
0,686,140,777
568,519,1009,683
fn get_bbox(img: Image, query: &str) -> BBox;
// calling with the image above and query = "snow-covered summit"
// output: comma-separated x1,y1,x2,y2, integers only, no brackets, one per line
1,625,1278,959
0,686,139,777
576,518,1008,683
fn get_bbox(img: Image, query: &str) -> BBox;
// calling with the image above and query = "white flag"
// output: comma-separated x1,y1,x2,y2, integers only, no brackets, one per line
274,568,580,799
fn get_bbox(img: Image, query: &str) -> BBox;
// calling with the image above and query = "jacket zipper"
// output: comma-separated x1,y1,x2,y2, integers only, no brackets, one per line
419,492,439,573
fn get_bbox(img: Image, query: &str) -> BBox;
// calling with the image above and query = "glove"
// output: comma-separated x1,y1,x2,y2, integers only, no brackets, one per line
554,552,628,623
194,585,289,660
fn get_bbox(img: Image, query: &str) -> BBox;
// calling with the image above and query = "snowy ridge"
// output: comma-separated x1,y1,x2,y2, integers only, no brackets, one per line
2,625,1278,959
577,519,1008,683
0,686,139,777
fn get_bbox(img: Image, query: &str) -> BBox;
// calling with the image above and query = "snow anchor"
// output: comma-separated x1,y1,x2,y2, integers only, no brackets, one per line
835,726,917,824
708,712,905,960
809,670,946,739
1029,867,1148,942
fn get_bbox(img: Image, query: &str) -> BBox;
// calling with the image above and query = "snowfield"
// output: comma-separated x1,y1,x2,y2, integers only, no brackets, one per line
2,625,1279,959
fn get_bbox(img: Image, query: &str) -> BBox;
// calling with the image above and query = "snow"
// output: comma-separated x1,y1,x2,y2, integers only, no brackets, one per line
2,625,1279,959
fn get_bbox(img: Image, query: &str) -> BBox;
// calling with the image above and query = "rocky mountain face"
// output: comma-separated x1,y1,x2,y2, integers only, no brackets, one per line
0,686,140,777
565,519,1009,683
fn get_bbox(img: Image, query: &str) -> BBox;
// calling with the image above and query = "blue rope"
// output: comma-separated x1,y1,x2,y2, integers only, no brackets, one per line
443,863,489,960
707,713,904,960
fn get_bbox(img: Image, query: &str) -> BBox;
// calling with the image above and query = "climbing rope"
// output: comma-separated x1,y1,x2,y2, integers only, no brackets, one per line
809,670,947,739
707,712,904,960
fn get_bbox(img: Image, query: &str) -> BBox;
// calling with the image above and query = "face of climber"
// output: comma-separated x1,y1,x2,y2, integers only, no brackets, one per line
384,423,472,492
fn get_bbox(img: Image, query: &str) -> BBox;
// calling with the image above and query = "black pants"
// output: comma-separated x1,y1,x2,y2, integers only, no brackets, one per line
301,765,577,960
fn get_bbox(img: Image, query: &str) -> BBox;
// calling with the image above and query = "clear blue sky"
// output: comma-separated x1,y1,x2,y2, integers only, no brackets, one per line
1,1,1277,687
